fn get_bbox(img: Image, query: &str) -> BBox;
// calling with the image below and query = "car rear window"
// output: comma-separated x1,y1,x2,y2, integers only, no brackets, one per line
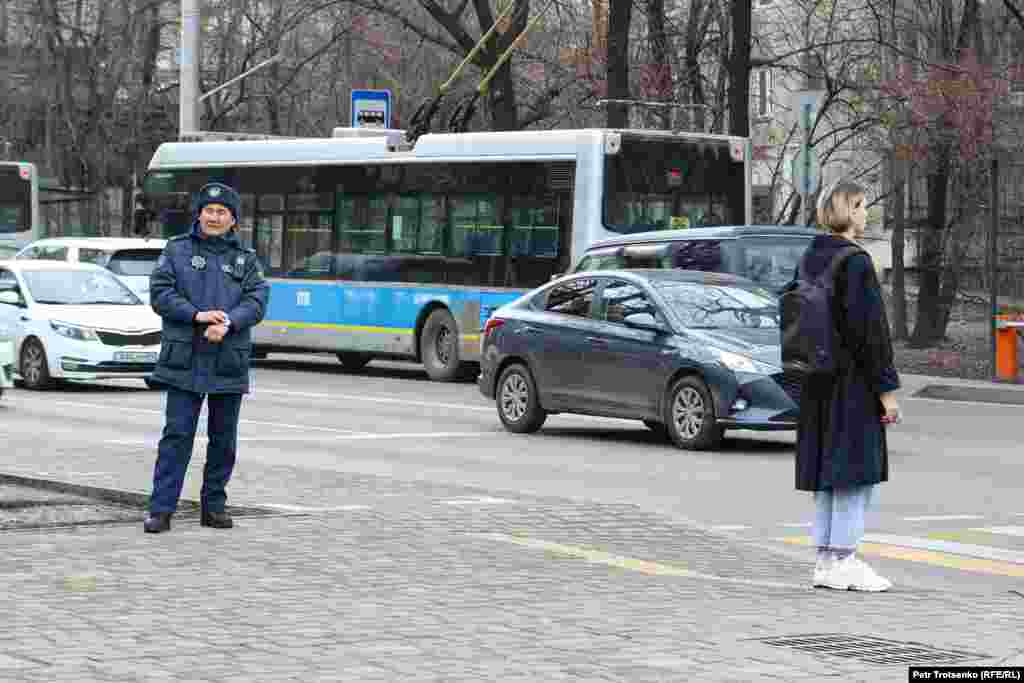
106,249,162,277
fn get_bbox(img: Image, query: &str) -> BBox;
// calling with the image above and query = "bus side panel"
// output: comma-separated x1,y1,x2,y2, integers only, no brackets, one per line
255,281,525,361
255,279,350,352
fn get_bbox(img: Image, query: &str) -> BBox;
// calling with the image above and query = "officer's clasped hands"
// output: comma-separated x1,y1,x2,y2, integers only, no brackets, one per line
196,310,228,325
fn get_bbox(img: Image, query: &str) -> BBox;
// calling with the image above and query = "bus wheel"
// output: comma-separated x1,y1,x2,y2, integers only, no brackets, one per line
421,308,464,382
337,352,372,371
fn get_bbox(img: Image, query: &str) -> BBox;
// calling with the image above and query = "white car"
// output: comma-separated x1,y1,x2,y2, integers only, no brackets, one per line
0,260,162,389
15,237,167,303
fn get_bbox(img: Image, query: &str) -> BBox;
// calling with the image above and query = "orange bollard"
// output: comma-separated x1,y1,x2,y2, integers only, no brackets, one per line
995,315,1020,382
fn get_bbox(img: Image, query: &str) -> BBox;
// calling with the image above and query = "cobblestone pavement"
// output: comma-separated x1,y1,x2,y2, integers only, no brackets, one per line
0,428,1022,683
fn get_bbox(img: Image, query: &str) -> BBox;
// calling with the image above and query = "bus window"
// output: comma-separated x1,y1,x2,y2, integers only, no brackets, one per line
603,135,745,233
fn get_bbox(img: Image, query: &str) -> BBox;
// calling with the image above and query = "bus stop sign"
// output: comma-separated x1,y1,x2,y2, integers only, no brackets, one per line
351,89,391,129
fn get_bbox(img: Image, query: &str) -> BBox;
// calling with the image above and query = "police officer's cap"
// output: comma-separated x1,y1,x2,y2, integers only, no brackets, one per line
194,182,241,222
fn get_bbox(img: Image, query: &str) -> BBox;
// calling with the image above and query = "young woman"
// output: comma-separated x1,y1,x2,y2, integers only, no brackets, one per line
796,180,901,591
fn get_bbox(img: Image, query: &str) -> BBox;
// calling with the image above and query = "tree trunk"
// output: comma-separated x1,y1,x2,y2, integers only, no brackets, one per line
605,0,632,128
910,146,951,347
889,154,909,340
647,0,672,129
487,61,518,130
727,0,751,136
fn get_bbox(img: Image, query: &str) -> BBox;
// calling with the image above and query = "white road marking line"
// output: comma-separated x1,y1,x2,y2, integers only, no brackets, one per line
863,533,1024,564
104,431,501,447
968,526,1024,537
780,522,812,528
17,398,363,434
905,395,1024,410
710,525,753,531
257,503,371,512
901,514,986,522
440,496,514,506
252,387,637,423
254,387,493,412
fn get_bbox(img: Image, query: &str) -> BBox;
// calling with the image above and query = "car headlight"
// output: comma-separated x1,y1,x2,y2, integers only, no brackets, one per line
715,349,780,375
50,320,100,342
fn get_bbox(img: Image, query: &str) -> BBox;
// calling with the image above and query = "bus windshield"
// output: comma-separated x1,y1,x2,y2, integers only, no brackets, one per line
0,164,33,242
603,135,746,233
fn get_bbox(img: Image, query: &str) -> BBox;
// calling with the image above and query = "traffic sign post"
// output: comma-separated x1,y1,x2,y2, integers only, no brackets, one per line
351,89,392,129
792,90,824,225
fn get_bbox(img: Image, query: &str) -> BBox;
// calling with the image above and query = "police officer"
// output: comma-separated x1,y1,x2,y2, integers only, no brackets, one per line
143,182,269,534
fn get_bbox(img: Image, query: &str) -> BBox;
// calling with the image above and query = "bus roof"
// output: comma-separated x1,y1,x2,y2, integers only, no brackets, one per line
587,225,821,249
147,128,746,170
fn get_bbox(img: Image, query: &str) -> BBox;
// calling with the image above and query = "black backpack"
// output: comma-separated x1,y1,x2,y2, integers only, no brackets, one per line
779,245,863,376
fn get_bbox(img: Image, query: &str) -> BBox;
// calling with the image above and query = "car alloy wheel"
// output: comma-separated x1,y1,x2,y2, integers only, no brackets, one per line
501,372,529,422
665,376,723,450
673,386,706,439
495,364,546,434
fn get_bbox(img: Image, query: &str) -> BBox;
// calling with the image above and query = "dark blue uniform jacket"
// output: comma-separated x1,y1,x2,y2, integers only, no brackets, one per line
150,224,269,394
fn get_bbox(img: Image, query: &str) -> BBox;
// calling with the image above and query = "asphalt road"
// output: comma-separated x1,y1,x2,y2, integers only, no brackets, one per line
2,353,1023,597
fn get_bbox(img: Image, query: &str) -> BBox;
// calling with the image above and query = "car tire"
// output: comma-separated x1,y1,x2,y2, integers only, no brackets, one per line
664,376,724,451
19,338,53,390
496,363,547,434
420,308,466,382
337,352,372,371
642,419,670,439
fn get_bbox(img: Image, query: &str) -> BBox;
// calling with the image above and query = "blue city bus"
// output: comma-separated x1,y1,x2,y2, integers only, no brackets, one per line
140,128,751,380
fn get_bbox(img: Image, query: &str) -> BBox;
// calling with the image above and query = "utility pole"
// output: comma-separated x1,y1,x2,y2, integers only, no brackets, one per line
179,0,201,136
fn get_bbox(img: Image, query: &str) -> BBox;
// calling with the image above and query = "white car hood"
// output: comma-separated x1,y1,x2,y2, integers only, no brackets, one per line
35,304,161,332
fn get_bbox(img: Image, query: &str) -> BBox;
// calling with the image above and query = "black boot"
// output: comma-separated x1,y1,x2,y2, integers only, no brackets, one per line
144,512,172,533
200,509,234,529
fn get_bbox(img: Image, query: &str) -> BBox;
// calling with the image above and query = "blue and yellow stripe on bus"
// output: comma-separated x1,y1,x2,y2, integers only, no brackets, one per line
254,279,516,359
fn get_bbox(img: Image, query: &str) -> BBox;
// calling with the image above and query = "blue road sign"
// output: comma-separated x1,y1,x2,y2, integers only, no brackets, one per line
351,89,391,129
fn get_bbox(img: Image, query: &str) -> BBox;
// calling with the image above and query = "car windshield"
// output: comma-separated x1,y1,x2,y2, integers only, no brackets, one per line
652,279,779,330
23,269,141,305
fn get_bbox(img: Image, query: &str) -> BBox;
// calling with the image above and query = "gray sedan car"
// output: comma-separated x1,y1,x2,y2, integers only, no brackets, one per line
478,269,800,450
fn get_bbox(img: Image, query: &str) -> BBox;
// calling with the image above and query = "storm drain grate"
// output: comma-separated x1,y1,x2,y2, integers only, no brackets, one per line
753,634,989,666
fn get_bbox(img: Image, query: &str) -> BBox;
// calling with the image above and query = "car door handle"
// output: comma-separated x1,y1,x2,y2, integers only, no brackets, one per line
518,325,539,334
585,336,609,345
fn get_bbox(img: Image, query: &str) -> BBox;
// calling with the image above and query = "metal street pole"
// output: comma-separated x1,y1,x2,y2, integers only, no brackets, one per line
179,0,201,136
990,156,999,381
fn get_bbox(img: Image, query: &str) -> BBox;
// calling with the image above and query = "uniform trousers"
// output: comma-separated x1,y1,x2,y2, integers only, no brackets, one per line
150,387,242,514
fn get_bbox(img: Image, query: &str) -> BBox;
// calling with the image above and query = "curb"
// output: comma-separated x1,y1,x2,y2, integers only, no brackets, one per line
0,472,275,517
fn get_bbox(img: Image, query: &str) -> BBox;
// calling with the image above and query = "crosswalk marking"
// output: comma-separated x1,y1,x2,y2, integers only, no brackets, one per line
780,536,1024,578
968,526,1024,537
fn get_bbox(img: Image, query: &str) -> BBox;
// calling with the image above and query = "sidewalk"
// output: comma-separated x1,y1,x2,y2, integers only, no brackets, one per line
1,380,1022,682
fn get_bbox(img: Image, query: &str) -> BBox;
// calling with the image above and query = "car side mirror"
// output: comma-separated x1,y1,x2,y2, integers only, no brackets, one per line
0,290,22,306
623,312,667,332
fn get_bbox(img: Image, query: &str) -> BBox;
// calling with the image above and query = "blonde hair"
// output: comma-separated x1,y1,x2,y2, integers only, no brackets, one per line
816,180,866,233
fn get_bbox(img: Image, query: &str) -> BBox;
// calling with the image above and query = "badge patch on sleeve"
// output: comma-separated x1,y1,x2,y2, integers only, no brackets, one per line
191,255,207,270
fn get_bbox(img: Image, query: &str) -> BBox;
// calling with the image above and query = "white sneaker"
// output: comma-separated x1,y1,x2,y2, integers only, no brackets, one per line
812,554,834,587
822,554,892,592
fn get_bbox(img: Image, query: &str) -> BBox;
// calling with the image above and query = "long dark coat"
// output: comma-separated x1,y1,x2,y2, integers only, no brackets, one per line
150,223,269,394
795,234,900,491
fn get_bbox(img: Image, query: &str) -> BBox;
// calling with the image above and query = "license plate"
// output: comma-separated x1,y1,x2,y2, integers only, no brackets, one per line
114,351,158,363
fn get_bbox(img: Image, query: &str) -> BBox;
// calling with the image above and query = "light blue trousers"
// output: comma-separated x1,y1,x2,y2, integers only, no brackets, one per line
812,484,877,551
